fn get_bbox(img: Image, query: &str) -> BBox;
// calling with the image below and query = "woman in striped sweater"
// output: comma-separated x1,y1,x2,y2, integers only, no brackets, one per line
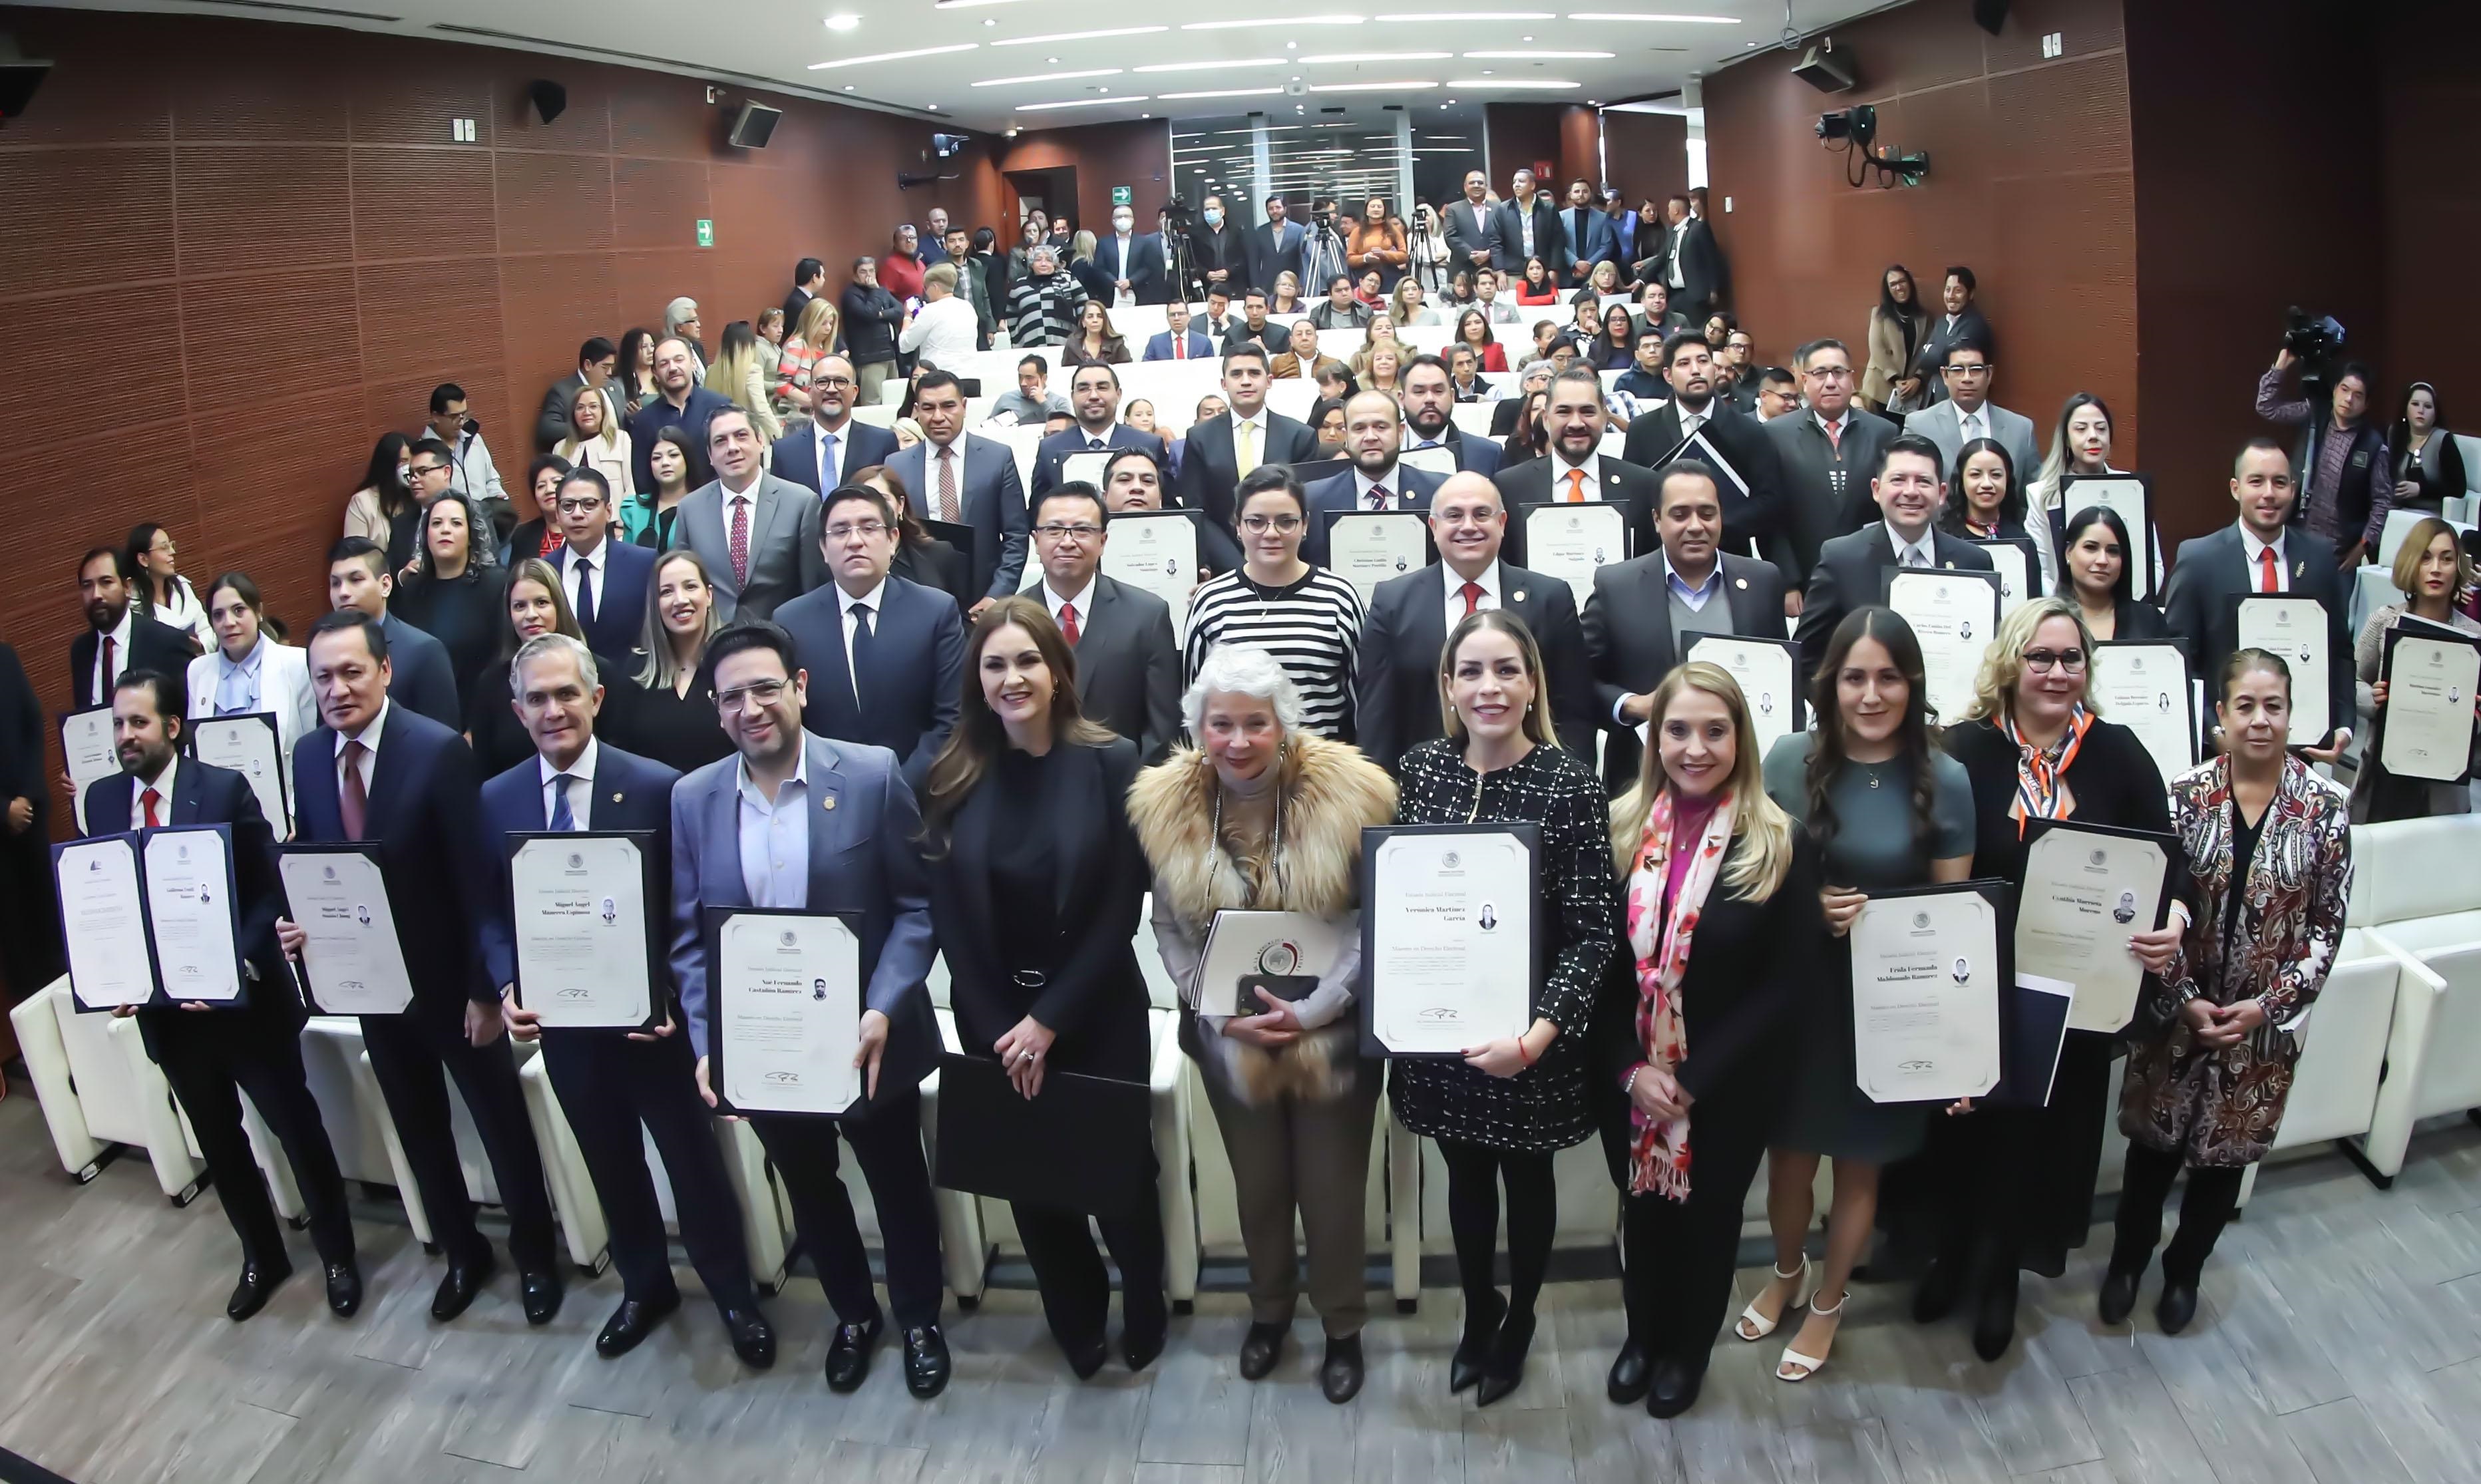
1183,465,1368,742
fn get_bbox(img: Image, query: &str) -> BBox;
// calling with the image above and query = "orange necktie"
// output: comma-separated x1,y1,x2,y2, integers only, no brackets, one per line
2259,546,2279,594
1565,468,1587,503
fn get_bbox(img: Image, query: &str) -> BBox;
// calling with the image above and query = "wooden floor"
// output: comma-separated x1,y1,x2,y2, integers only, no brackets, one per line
7,1097,2481,1484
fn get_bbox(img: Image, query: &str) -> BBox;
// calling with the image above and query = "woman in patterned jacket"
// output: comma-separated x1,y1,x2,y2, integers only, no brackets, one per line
2102,647,2352,1336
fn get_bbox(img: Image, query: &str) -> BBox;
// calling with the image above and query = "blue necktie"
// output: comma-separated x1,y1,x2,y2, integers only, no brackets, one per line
548,773,576,832
573,558,596,627
820,429,838,485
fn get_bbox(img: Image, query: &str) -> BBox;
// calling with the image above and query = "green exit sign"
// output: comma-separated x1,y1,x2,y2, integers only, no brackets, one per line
1111,186,1131,206
695,218,714,248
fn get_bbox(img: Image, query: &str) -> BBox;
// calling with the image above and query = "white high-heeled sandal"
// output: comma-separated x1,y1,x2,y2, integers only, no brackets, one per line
1734,1258,1810,1342
1776,1288,1847,1382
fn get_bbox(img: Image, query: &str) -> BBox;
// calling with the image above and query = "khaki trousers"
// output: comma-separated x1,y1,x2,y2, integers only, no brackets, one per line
1198,1070,1381,1336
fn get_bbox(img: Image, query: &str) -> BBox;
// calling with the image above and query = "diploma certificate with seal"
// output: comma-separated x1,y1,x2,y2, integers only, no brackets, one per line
1848,880,2006,1103
1359,823,1537,1057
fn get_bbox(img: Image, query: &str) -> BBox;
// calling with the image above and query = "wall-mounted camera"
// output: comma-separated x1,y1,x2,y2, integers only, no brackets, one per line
1816,104,1927,189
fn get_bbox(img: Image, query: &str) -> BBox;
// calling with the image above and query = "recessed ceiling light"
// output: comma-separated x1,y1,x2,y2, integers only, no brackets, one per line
823,14,861,31
844,84,856,91
1309,80,1439,91
1566,11,1741,21
934,0,1035,7
1046,56,1059,62
1462,49,1614,58
1299,51,1449,63
1018,95,1151,110
1134,57,1284,72
985,17,996,25
1185,14,1364,27
1522,35,1533,40
1158,86,1288,100
809,43,978,69
971,68,1123,86
992,25,1167,45
1444,77,1577,87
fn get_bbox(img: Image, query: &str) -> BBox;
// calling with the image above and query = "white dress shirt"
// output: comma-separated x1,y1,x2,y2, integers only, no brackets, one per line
538,735,598,831
1549,452,1605,501
1231,411,1270,475
561,533,610,617
91,608,134,701
1353,464,1410,510
2241,525,2291,593
1111,233,1138,307
837,579,889,696
1668,222,1687,289
735,744,811,910
1884,520,1937,568
898,294,979,368
1442,560,1501,631
333,698,391,797
128,754,178,831
1043,578,1096,636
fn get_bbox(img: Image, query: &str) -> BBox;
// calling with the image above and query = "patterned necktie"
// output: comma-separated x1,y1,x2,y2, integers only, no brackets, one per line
574,558,596,626
1367,483,1391,512
1059,602,1079,644
141,787,161,829
2259,546,2279,594
938,449,961,524
548,773,576,832
339,739,369,840
728,496,751,587
1565,468,1586,503
1461,581,1484,617
1823,419,1843,453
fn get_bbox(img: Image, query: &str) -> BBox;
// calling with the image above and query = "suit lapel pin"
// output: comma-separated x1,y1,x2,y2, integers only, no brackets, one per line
611,792,623,803
1735,577,1748,589
1513,589,1527,602
2294,560,2305,578
823,796,837,811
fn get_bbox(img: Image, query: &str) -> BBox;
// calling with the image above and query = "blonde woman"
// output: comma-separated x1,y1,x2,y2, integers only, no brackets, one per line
1593,661,1818,1417
703,320,781,442
2353,516,2481,820
1388,278,1442,329
775,296,843,413
1270,270,1305,316
1349,318,1402,381
552,382,634,500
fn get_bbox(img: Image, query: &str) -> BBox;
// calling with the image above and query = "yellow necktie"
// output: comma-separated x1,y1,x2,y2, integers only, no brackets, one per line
1237,419,1259,475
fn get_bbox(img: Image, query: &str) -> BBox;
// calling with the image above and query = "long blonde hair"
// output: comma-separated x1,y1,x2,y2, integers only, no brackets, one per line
703,322,764,413
1608,661,1794,901
1960,596,2098,725
791,294,840,353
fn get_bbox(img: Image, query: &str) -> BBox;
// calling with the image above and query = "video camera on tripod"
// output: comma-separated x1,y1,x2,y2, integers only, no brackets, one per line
2282,306,2347,399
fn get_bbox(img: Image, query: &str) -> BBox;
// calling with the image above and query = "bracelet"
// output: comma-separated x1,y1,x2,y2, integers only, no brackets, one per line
1623,1064,1642,1095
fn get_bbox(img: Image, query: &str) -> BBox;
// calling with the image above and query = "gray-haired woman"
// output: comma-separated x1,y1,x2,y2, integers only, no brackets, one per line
662,296,707,374
1128,646,1398,1405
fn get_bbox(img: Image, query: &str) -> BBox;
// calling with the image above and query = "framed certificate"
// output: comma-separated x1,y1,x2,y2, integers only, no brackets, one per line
1098,509,1203,646
276,843,417,1016
1198,909,1350,1016
1324,509,1430,604
53,833,160,1012
1682,633,1803,759
1971,536,2040,617
506,831,660,1030
1847,878,2008,1104
2060,474,2154,600
189,711,290,836
59,705,116,836
1517,501,1629,609
1358,823,1538,1058
1398,445,1458,480
2230,593,2335,746
1879,567,2003,725
703,906,864,1117
2092,642,2196,787
2377,624,2481,785
2017,819,2180,1035
1059,451,1112,489
142,825,248,1007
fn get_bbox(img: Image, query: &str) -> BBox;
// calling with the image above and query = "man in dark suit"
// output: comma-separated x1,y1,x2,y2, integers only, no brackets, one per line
770,353,900,496
535,337,620,453
1223,290,1293,359
1302,391,1449,568
1033,363,1171,498
1490,168,1565,277
1191,194,1251,297
1142,299,1217,363
0,640,64,1000
327,540,459,728
478,634,775,1366
544,468,656,659
1620,331,1797,596
1582,461,1790,792
1911,266,1996,407
887,371,1031,610
1177,345,1321,536
669,408,829,624
1628,283,1691,344
1246,196,1307,302
1356,473,1593,773
1441,170,1501,277
1794,434,1995,681
1095,205,1169,306
282,609,562,1325
782,257,827,335
626,337,740,496
775,484,964,792
1766,338,1898,587
1402,354,1503,478
1495,367,1660,568
672,622,952,1399
2159,439,2357,757
90,669,357,1321
72,546,196,710
1645,195,1721,316
1559,178,1617,287
1022,484,1181,761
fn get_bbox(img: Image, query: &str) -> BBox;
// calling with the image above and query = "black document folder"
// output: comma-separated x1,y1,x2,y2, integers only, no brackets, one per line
932,1053,1153,1219
1987,977,2075,1108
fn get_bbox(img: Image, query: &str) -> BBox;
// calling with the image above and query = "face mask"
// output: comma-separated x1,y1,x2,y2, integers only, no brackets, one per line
1113,216,1133,234
1203,209,1223,228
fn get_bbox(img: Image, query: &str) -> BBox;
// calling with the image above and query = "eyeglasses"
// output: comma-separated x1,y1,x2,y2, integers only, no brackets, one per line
1240,514,1304,534
814,375,855,390
825,520,890,541
1943,363,1993,377
554,498,607,515
408,463,447,477
714,679,791,711
1034,522,1103,540
1806,365,1853,381
2021,648,2088,674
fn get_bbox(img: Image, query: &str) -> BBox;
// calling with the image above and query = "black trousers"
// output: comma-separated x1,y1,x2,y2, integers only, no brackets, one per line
360,1009,559,1272
538,1027,756,1312
0,827,64,1002
1436,1139,1558,1325
749,1089,944,1330
1619,1077,1774,1371
149,1012,354,1267
1012,1147,1167,1353
2110,1141,2245,1284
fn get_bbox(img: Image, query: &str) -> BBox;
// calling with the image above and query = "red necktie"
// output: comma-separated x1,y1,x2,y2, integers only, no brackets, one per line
141,787,161,829
1824,419,1843,453
1173,337,1186,361
2258,546,2279,594
728,496,751,588
1461,581,1484,617
1059,602,1079,644
339,739,369,841
100,634,116,697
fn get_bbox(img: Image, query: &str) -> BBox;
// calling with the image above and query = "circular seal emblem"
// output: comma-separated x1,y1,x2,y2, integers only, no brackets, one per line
1258,940,1300,976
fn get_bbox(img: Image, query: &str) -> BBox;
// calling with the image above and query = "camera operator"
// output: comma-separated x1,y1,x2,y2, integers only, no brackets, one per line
1406,200,1449,293
1190,193,1249,297
2257,342,2392,565
1302,196,1352,311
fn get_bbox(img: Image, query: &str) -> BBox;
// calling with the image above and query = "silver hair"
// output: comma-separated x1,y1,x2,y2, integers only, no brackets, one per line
663,297,700,336
509,632,600,697
1181,644,1306,737
1030,245,1057,270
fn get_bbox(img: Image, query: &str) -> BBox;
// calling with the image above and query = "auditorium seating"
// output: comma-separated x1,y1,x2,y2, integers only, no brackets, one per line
2339,815,2481,1183
11,976,208,1203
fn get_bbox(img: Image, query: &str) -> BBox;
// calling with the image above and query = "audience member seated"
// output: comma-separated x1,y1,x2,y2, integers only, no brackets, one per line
1270,319,1345,383
1144,299,1215,362
1307,274,1374,333
1065,301,1134,367
1515,257,1560,306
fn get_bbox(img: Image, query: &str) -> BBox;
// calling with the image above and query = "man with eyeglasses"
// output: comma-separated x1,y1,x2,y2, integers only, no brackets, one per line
546,468,654,659
1020,482,1180,761
1766,337,1898,588
1354,472,1591,774
1717,331,1760,413
770,352,899,496
1032,363,1168,498
668,621,953,1400
1752,367,1800,424
1902,339,2040,501
773,482,963,792
393,438,457,574
1794,433,1993,681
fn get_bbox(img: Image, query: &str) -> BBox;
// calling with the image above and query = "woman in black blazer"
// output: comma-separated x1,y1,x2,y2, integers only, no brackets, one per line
2055,505,2170,644
1593,659,1821,1419
1937,436,2033,546
919,596,1164,1379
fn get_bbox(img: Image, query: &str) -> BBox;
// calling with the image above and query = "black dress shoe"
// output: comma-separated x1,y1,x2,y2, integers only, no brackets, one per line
1238,1321,1288,1382
1913,1254,1963,1324
1121,1310,1168,1374
2098,1266,2144,1326
431,1254,495,1322
596,1292,680,1358
1971,1267,2020,1362
1449,1290,1507,1393
825,1316,884,1393
1064,1336,1111,1381
520,1269,564,1326
1474,1311,1535,1407
1320,1334,1364,1405
324,1260,363,1318
902,1324,951,1399
1646,1357,1703,1419
228,1258,293,1322
1605,1340,1652,1405
2156,1280,2199,1336
723,1307,776,1369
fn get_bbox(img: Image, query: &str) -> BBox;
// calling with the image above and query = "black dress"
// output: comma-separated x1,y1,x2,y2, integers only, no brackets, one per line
392,567,508,698
605,655,728,775
463,658,534,779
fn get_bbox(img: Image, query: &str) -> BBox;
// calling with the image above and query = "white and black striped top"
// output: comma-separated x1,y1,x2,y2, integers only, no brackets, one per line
1183,567,1368,740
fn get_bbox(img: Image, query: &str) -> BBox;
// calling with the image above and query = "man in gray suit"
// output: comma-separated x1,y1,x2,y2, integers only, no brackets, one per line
671,622,952,1400
667,407,828,624
1901,339,2039,498
1765,337,1897,588
887,370,1030,614
1021,484,1181,761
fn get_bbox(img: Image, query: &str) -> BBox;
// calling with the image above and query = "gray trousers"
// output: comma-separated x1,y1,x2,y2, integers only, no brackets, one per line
1198,1070,1381,1337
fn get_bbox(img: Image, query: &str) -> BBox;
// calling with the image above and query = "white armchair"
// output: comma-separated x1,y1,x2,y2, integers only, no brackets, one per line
9,976,206,1203
2342,816,2481,1183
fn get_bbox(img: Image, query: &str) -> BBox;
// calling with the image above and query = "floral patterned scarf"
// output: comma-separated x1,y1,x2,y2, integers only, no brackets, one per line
1624,787,1736,1202
2003,703,2094,838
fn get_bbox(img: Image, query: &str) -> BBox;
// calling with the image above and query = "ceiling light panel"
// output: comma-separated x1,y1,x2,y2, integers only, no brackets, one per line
1376,9,1554,17
1461,49,1614,57
970,69,1124,86
1018,96,1152,110
1156,87,1286,99
1298,51,1450,63
1133,58,1285,73
1443,77,1579,87
809,43,979,69
1308,80,1439,91
1565,12,1741,21
1183,15,1366,28
991,25,1168,45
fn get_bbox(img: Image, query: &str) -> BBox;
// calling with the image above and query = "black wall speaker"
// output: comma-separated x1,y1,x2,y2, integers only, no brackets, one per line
728,101,782,149
1973,0,2008,36
0,58,52,123
1792,41,1855,93
526,79,567,125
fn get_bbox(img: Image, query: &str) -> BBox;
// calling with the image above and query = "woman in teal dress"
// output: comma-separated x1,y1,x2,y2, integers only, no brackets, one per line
1738,606,1976,1382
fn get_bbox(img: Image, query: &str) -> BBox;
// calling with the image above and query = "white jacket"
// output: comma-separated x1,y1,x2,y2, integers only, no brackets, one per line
186,639,318,834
